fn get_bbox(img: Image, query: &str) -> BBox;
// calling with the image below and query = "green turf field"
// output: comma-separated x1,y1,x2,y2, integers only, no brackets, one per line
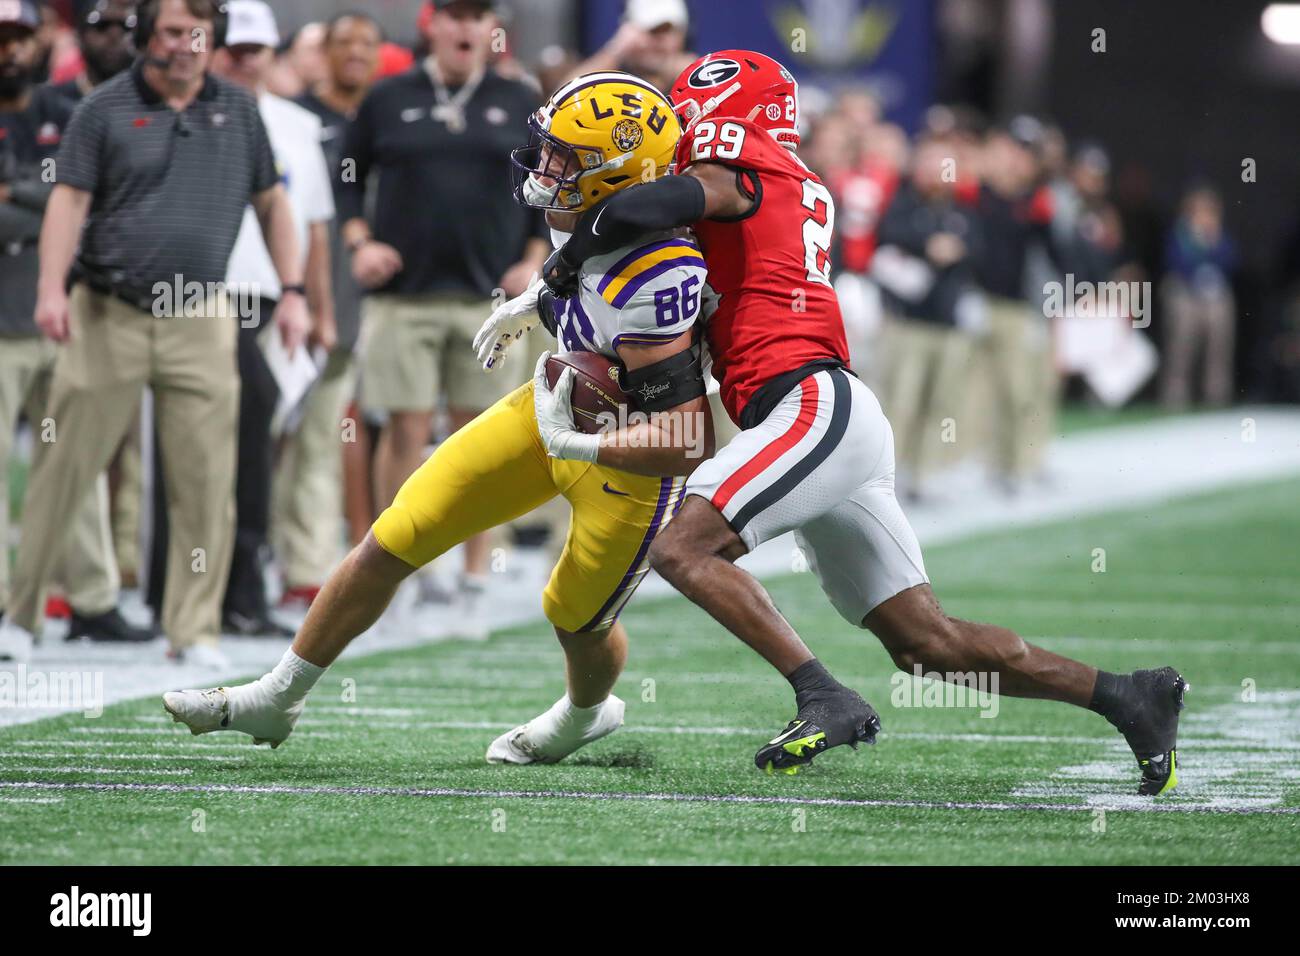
1054,402,1182,435
2,477,1297,865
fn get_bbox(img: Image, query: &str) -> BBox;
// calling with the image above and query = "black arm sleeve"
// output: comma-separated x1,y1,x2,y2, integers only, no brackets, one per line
337,92,374,224
564,175,707,264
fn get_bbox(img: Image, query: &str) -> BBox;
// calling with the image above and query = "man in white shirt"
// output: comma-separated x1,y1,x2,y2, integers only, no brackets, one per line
215,0,335,637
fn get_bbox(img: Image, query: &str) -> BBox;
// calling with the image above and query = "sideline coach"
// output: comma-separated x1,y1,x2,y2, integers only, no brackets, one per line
4,0,308,663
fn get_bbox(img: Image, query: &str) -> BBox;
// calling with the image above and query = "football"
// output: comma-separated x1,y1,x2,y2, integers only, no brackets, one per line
545,351,630,434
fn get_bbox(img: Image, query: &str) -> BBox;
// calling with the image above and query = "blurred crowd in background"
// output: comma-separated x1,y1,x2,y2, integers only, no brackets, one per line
2,0,1297,662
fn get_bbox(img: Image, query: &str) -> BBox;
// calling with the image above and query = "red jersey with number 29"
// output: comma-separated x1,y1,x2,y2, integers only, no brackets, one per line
675,117,849,424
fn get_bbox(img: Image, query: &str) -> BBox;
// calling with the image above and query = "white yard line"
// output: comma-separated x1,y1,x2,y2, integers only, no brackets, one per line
10,702,1299,814
2,766,194,776
0,778,1296,816
0,751,251,762
14,723,1296,752
1013,690,1300,810
0,796,64,804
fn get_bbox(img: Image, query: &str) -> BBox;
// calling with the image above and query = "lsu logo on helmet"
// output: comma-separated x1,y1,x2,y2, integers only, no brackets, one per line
511,72,682,213
612,118,644,152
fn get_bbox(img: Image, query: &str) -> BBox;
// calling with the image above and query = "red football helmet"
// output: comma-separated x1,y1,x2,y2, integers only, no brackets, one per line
670,49,801,148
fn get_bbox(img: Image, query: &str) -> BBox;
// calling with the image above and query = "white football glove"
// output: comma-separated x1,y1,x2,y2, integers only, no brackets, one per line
474,277,545,373
532,351,600,463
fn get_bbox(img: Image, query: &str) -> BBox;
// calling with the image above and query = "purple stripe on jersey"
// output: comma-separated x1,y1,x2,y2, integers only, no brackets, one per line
596,238,700,295
611,330,690,348
578,477,674,632
610,256,706,309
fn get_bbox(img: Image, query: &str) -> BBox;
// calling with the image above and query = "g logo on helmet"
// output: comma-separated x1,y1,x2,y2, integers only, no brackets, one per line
612,118,644,153
687,58,742,88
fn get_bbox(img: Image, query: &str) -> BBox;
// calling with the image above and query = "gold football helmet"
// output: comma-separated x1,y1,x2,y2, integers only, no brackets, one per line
511,71,683,213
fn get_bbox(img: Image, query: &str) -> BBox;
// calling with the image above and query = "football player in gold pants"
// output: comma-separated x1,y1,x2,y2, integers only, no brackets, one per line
163,72,717,763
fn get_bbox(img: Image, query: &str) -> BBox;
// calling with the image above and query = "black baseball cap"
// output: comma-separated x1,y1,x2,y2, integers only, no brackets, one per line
1005,114,1045,151
78,0,139,29
0,0,42,32
428,0,497,11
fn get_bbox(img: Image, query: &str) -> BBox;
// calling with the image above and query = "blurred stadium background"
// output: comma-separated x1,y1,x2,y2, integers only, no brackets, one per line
3,0,1297,866
133,0,1300,405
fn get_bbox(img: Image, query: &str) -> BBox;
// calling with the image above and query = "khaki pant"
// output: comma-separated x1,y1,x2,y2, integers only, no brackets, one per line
357,293,523,414
880,318,972,487
8,287,238,648
1160,278,1235,408
110,405,144,583
0,335,118,615
271,349,356,589
976,297,1056,481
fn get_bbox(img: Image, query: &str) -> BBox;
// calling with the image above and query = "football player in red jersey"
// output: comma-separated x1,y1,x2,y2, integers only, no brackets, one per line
540,51,1186,795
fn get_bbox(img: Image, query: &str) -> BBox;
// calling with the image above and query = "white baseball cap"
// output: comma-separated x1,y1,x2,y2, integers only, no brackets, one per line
626,0,688,30
225,0,280,48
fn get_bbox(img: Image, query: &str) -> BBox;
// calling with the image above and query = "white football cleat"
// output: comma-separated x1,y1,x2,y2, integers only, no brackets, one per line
486,694,625,765
0,620,35,662
163,683,304,749
163,688,229,735
486,727,544,764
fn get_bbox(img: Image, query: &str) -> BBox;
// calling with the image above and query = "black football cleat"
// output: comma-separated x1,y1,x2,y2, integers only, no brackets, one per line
66,608,155,644
222,610,296,638
755,687,881,775
1105,666,1189,796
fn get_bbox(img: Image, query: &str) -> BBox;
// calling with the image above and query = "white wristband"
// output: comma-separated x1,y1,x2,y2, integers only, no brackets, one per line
551,429,601,463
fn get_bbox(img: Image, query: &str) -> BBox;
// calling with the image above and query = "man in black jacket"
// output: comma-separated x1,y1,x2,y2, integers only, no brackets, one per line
0,0,147,657
872,133,986,499
338,0,548,629
968,120,1059,492
48,0,138,102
